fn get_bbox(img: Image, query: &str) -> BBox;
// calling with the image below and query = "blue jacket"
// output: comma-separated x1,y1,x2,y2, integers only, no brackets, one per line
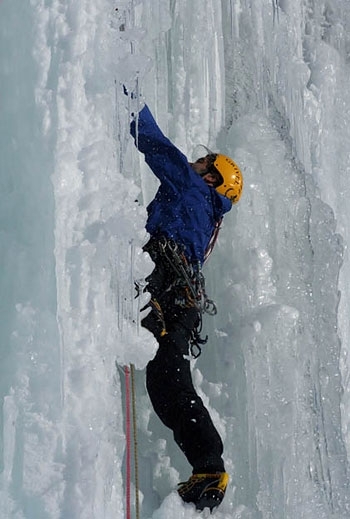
130,105,232,265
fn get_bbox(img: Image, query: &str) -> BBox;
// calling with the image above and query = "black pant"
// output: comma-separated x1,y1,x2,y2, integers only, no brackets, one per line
143,240,225,474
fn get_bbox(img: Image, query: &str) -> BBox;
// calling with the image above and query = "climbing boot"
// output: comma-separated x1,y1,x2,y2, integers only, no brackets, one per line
178,472,229,512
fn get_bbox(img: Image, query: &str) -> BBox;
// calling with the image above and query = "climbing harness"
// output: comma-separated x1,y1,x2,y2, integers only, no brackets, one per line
154,237,218,358
159,239,217,314
138,220,223,358
123,364,140,519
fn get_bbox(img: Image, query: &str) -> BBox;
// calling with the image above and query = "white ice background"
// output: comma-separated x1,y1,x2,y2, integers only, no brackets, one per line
1,0,350,517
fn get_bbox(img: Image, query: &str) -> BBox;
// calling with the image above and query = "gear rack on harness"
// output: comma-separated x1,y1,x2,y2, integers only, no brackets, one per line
137,237,218,358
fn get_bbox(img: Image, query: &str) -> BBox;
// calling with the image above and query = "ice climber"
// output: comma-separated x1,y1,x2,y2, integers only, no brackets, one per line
129,93,243,512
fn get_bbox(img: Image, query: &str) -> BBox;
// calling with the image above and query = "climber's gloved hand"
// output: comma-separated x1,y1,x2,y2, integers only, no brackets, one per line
123,82,145,116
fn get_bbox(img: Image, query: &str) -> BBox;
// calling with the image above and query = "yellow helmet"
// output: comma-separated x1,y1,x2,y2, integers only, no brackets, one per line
214,154,243,204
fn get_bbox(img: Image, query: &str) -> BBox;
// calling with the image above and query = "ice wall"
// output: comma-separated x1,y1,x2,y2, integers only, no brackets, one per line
1,0,350,518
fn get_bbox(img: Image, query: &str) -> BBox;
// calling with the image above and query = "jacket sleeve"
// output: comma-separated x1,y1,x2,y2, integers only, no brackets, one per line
130,105,193,186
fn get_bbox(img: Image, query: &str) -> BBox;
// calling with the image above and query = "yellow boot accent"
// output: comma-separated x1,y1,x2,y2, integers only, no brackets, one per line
178,472,229,511
151,299,167,336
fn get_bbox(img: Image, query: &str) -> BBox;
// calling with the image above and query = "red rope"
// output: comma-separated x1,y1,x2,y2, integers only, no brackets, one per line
124,365,132,519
